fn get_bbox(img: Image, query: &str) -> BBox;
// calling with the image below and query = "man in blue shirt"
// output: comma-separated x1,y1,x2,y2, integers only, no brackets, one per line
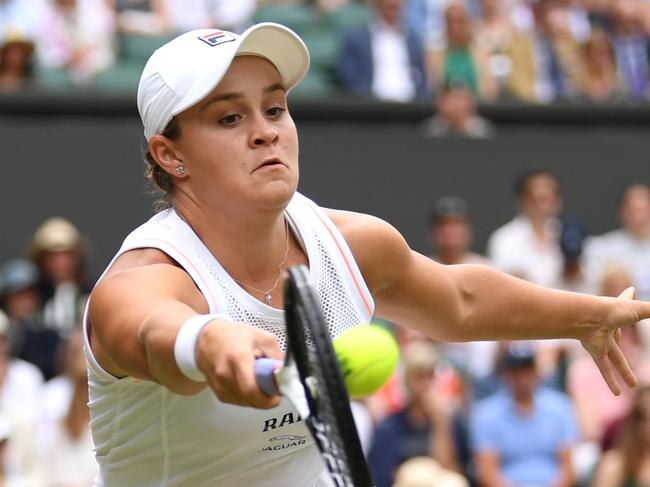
470,342,578,487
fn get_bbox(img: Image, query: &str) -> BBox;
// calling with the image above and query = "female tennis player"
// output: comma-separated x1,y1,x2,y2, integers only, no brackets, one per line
85,22,650,487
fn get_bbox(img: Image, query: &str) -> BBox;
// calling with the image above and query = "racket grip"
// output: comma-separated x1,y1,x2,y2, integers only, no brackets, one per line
254,358,282,396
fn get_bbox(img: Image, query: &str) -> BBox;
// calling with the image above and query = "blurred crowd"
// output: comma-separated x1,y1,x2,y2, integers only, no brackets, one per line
2,0,650,108
359,176,650,487
1,0,649,486
1,177,648,487
0,217,94,486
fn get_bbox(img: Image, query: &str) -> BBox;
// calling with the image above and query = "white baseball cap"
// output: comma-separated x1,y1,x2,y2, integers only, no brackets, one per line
137,22,310,141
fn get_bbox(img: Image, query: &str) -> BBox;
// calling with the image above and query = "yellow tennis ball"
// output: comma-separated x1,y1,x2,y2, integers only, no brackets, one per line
333,324,399,399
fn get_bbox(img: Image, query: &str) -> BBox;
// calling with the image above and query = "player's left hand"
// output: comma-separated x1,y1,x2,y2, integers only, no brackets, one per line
580,287,650,395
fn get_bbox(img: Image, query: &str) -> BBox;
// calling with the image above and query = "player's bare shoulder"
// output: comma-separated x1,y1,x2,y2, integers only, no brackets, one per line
91,248,208,316
323,208,412,293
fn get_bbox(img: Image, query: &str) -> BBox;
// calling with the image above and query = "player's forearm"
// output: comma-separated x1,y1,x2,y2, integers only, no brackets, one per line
138,307,209,395
442,264,608,343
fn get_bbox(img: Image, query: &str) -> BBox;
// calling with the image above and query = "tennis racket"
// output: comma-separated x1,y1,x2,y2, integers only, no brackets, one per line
255,265,374,487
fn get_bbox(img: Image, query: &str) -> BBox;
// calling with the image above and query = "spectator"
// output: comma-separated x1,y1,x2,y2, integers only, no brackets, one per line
152,0,213,33
556,0,592,43
36,0,116,85
403,0,463,48
368,342,459,487
582,0,614,30
530,0,584,102
427,1,498,100
365,324,432,423
0,413,36,487
421,78,496,138
591,385,650,487
552,218,593,293
474,0,539,101
471,342,578,487
0,311,44,487
0,27,34,91
486,169,564,288
210,0,256,33
39,329,97,487
0,259,61,380
392,456,469,487
0,309,43,419
428,196,491,266
111,0,255,35
583,183,650,301
110,0,168,35
611,0,650,99
41,325,87,422
578,28,630,102
29,217,92,338
337,0,428,101
0,0,45,36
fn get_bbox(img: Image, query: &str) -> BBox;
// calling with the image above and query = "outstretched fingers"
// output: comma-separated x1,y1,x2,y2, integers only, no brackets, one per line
618,286,636,300
593,354,622,396
608,336,637,388
636,299,650,322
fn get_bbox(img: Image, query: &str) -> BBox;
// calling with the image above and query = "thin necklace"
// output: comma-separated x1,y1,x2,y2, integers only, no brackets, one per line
232,218,290,304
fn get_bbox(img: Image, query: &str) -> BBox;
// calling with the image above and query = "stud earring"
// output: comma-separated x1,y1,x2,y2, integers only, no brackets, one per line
175,166,185,176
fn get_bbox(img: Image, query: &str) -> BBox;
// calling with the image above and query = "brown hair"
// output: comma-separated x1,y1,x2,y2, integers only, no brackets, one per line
142,117,181,211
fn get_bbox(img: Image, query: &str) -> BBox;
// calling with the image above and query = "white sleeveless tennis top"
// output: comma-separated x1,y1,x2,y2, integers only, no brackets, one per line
83,192,374,487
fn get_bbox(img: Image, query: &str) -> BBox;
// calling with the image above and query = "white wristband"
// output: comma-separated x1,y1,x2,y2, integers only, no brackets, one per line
174,314,226,382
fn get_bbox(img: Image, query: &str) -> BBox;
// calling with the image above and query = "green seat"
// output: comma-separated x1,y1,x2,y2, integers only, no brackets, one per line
290,66,337,98
300,27,340,72
326,3,371,31
253,5,316,35
93,61,144,91
34,66,75,90
120,34,174,64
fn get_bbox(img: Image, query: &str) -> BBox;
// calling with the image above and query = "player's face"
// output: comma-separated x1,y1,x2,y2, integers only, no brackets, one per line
172,56,299,212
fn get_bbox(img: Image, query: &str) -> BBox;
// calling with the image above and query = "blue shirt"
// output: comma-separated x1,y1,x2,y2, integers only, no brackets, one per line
470,387,578,487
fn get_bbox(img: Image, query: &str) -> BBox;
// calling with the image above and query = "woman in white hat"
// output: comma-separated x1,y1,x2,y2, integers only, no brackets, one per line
85,22,650,487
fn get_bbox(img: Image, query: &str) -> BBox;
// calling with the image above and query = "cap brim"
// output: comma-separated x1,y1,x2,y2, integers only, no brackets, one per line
172,23,309,119
237,22,310,91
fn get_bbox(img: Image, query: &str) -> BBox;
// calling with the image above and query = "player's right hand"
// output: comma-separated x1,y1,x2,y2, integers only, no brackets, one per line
195,318,284,409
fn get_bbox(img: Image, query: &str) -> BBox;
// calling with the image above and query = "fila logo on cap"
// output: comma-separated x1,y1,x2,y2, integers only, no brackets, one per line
198,31,236,47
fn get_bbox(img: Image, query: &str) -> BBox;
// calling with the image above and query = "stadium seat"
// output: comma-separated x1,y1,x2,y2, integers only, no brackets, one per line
34,66,75,89
252,5,316,35
290,67,337,97
300,26,340,70
325,3,371,31
93,62,144,91
119,34,175,64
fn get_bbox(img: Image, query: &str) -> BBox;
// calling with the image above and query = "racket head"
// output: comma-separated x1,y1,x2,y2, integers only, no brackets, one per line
284,265,373,487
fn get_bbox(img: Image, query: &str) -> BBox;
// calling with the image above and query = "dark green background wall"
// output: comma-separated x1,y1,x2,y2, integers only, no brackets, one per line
2,93,649,278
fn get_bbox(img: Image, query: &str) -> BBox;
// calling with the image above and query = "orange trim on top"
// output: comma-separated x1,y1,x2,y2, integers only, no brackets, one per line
308,205,373,317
